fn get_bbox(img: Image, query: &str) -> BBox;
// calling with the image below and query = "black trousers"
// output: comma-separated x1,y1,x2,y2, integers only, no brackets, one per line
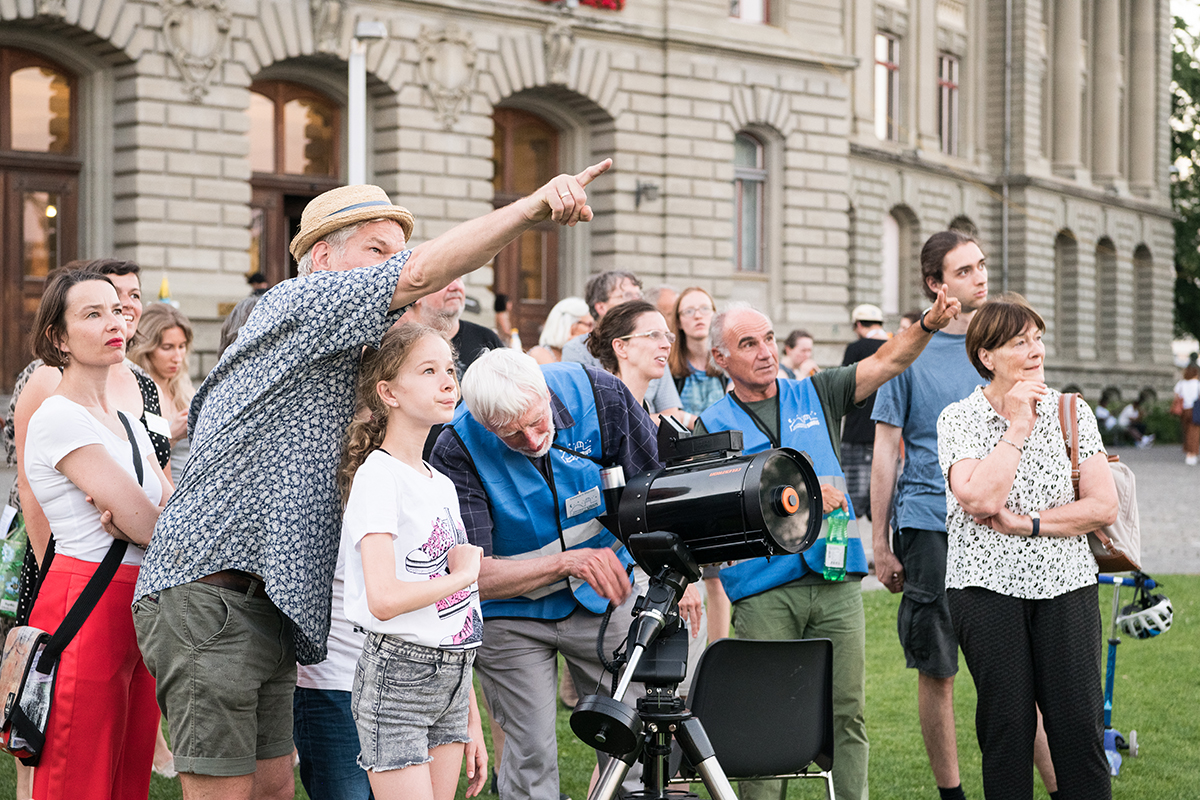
948,584,1110,800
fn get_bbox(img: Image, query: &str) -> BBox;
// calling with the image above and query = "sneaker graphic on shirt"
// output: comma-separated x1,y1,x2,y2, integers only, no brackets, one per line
441,606,483,648
404,510,459,575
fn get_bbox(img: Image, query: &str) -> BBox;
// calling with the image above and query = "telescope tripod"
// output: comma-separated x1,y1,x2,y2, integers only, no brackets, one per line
571,533,738,800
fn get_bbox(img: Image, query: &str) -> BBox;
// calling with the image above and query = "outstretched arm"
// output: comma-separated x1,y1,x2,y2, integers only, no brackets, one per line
853,285,960,402
391,159,613,311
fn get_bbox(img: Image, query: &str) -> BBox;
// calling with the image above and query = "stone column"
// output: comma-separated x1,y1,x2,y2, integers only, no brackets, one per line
1052,0,1083,172
852,0,875,138
1129,0,1157,192
1092,0,1121,182
913,0,938,151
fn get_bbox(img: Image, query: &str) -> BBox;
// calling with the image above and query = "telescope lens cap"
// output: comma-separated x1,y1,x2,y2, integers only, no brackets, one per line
774,486,800,516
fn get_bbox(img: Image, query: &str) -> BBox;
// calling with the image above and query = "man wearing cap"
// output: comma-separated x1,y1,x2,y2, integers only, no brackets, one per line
840,303,889,521
128,161,612,800
693,293,960,800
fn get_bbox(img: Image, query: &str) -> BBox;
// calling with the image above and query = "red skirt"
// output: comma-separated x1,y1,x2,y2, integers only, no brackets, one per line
27,555,159,800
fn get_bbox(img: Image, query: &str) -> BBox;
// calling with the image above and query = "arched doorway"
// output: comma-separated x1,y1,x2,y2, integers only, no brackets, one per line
248,80,340,286
1,47,79,391
492,108,559,346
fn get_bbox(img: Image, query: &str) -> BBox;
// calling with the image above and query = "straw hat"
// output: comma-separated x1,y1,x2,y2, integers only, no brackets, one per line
851,303,884,324
289,185,415,260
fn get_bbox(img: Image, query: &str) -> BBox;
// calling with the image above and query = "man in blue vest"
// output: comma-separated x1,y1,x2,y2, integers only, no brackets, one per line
430,347,662,800
695,295,959,800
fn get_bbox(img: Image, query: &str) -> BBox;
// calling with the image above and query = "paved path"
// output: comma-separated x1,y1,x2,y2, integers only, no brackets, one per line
859,443,1199,589
4,444,1197,579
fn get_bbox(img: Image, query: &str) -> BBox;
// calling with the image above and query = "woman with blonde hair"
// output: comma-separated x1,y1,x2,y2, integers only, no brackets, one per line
128,303,196,476
527,296,592,364
667,286,726,416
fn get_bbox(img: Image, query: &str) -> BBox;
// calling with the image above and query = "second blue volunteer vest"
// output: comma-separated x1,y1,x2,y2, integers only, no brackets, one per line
699,378,868,602
450,362,634,620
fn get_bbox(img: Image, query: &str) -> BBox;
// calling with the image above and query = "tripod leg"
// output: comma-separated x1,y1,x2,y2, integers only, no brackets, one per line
675,717,738,800
588,750,637,800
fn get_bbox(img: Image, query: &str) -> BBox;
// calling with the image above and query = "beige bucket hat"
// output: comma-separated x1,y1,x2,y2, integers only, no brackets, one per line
289,185,415,260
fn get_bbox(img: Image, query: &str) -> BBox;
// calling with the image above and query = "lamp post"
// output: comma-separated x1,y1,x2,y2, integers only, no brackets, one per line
349,20,388,185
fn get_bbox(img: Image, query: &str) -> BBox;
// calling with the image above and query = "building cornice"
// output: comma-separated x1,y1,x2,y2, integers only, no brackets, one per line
850,143,1177,221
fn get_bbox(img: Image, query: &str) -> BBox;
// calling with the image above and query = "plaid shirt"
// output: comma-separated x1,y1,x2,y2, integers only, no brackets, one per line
135,253,409,665
430,367,660,556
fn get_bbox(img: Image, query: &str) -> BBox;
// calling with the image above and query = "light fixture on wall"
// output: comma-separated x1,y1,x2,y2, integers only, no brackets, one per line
635,180,660,208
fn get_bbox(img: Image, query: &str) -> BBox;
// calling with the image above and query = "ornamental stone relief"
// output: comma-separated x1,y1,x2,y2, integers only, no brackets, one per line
312,0,346,55
417,24,478,130
162,0,232,102
544,18,574,85
36,0,67,18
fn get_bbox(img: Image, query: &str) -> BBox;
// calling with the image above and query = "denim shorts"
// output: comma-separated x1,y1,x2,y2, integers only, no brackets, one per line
351,632,475,772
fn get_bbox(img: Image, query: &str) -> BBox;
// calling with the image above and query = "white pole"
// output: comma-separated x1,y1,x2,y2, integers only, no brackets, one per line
348,37,367,186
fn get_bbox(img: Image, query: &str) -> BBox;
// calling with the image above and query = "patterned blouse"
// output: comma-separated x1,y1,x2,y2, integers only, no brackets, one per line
937,386,1103,600
135,253,409,665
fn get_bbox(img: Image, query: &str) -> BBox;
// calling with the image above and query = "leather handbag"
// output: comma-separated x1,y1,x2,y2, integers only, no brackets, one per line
1058,394,1141,573
0,412,141,764
1170,394,1184,417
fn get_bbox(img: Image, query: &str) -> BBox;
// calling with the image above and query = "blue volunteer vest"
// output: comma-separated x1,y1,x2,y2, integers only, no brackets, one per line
699,378,868,602
450,362,634,620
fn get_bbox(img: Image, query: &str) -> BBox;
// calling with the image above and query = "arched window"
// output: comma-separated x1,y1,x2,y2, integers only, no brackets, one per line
1095,237,1118,360
733,132,766,273
1133,245,1154,359
248,80,341,284
882,206,920,315
1053,231,1079,358
1,47,79,391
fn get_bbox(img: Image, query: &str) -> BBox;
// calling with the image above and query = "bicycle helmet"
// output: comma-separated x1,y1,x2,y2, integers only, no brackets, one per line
1117,592,1173,639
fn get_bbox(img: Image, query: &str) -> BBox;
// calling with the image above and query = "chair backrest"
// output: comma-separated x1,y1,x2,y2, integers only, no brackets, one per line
687,637,834,776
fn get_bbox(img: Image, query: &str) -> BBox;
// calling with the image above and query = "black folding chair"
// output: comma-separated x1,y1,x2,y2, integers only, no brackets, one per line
672,637,835,800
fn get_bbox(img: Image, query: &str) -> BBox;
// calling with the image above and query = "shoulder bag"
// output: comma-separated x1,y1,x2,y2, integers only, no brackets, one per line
0,412,142,764
1058,393,1141,573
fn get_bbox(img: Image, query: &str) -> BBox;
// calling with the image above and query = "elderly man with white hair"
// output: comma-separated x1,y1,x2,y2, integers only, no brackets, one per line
430,348,660,800
694,293,959,800
129,160,612,800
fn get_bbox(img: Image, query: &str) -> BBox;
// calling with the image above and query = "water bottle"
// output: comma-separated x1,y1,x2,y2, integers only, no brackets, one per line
510,327,522,351
823,507,849,582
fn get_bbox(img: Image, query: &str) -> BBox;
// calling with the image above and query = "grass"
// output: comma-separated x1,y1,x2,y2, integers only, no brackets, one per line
1,577,1195,799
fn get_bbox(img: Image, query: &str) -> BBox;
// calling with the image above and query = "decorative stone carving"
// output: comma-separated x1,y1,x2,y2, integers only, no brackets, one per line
545,18,574,85
312,0,345,55
416,25,478,130
36,0,67,18
162,0,232,102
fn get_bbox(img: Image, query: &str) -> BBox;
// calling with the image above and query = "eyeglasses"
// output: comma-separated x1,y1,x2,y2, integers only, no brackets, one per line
619,330,676,345
679,306,714,319
606,289,643,305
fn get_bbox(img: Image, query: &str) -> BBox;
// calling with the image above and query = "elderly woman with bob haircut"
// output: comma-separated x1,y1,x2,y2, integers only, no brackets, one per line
936,293,1117,800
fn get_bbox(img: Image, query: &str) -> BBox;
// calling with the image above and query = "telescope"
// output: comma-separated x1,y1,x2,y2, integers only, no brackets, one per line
571,417,825,800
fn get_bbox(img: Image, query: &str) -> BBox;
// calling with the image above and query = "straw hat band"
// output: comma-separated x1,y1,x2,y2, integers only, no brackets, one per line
289,183,415,260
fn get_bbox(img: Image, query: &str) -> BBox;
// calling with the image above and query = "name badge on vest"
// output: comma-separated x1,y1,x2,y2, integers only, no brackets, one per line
565,487,601,518
144,411,172,440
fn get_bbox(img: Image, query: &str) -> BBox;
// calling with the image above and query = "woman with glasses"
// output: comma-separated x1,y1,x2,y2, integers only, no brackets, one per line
668,287,727,417
588,300,675,412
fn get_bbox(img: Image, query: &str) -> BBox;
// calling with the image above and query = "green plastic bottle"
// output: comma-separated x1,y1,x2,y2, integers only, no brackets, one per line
822,507,849,582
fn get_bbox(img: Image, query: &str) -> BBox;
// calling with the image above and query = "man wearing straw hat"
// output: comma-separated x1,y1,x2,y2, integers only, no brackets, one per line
124,160,612,800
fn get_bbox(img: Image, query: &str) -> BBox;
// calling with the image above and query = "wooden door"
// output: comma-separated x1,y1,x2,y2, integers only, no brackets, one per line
492,108,560,348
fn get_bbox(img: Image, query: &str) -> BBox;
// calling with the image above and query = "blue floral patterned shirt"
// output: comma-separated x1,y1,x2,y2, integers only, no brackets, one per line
134,253,410,664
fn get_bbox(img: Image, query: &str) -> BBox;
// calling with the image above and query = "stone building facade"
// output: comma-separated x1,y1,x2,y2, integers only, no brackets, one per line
0,0,1177,399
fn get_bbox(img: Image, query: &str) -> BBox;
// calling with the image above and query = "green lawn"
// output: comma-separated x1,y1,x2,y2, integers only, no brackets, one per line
2,576,1194,799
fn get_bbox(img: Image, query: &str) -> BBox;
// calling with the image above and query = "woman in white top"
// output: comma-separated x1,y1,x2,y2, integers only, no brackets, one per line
1173,363,1200,465
22,269,172,799
527,296,592,365
128,302,196,477
937,294,1117,800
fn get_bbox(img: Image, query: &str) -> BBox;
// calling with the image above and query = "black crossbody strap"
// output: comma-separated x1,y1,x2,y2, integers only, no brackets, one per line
36,412,144,672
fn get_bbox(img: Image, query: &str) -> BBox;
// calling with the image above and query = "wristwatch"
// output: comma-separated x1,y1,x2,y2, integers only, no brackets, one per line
1028,510,1041,538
